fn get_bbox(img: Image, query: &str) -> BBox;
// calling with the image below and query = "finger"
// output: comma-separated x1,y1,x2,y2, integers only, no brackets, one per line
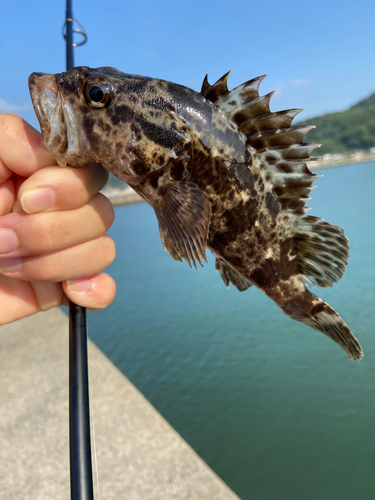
0,235,116,282
63,272,117,310
0,193,115,257
18,163,109,213
0,114,52,177
0,176,16,216
0,276,64,325
0,159,13,184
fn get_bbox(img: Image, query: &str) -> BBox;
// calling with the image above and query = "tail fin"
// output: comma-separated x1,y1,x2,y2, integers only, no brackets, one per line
279,287,363,360
301,299,363,360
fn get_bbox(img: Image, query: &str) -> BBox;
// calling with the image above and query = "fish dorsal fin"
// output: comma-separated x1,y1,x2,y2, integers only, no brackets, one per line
201,72,321,217
201,71,231,102
201,73,267,113
202,73,349,290
215,257,253,292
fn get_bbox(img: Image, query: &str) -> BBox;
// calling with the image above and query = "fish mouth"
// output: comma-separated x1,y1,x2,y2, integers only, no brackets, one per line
28,72,82,166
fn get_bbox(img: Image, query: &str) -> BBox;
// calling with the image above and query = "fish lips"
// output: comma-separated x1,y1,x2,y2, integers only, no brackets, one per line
29,72,70,161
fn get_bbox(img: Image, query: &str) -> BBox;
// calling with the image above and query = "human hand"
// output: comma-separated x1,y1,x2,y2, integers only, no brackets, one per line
0,113,116,324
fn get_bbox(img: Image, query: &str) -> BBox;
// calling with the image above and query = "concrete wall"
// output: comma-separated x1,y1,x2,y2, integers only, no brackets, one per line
0,309,241,500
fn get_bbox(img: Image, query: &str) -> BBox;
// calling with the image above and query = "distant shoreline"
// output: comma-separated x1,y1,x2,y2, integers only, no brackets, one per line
310,150,375,170
102,188,144,207
103,152,375,207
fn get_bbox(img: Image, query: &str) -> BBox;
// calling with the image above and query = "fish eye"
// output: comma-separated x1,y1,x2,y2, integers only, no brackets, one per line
84,82,112,108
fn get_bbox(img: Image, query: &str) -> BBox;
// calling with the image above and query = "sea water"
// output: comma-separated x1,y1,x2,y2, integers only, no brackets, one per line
87,161,375,500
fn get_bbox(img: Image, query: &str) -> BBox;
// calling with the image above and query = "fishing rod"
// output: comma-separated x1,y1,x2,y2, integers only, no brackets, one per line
63,2,93,499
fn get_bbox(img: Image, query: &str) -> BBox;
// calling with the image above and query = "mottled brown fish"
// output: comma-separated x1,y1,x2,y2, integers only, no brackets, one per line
29,66,363,360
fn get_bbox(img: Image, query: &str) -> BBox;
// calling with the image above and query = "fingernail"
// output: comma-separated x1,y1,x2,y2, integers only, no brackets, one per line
0,257,22,274
0,229,18,255
21,188,55,214
67,277,92,293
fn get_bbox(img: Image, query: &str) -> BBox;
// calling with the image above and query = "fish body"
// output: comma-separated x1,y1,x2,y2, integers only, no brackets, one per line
29,67,363,360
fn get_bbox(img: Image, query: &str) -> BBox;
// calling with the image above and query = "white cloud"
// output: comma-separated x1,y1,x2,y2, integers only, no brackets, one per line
291,79,312,88
0,98,32,113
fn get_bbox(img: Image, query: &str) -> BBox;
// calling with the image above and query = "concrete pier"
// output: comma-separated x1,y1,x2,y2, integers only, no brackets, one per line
0,308,240,500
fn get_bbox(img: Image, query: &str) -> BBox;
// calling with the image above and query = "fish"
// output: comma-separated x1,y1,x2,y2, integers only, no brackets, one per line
28,66,363,360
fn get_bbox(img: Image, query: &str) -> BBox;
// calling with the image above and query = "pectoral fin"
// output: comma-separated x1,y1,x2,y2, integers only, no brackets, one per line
152,178,212,268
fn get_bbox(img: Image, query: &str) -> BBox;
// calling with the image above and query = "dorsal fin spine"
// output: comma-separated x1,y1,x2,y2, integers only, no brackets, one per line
248,125,315,150
218,74,267,107
201,70,232,102
239,109,304,136
225,92,275,125
201,74,210,95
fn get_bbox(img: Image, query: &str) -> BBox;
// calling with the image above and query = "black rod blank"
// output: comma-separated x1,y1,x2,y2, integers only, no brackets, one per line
65,0,74,71
69,301,94,500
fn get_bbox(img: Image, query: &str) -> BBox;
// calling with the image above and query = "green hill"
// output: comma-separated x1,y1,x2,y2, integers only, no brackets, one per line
297,92,375,156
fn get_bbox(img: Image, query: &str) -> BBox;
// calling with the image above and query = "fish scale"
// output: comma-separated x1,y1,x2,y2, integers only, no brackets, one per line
29,66,363,360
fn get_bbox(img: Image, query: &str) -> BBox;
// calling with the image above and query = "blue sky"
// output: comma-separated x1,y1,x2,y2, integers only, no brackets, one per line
1,0,375,130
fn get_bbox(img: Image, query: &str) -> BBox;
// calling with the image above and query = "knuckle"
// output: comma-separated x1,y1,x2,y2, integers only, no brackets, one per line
22,252,61,282
87,163,109,191
48,254,62,281
30,213,59,252
39,252,63,282
100,235,116,268
0,113,21,131
91,193,115,231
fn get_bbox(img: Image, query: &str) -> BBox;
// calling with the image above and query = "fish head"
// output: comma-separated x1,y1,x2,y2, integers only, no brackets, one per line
28,66,192,182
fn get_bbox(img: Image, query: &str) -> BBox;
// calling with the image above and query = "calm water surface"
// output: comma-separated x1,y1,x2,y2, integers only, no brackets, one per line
86,161,375,500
